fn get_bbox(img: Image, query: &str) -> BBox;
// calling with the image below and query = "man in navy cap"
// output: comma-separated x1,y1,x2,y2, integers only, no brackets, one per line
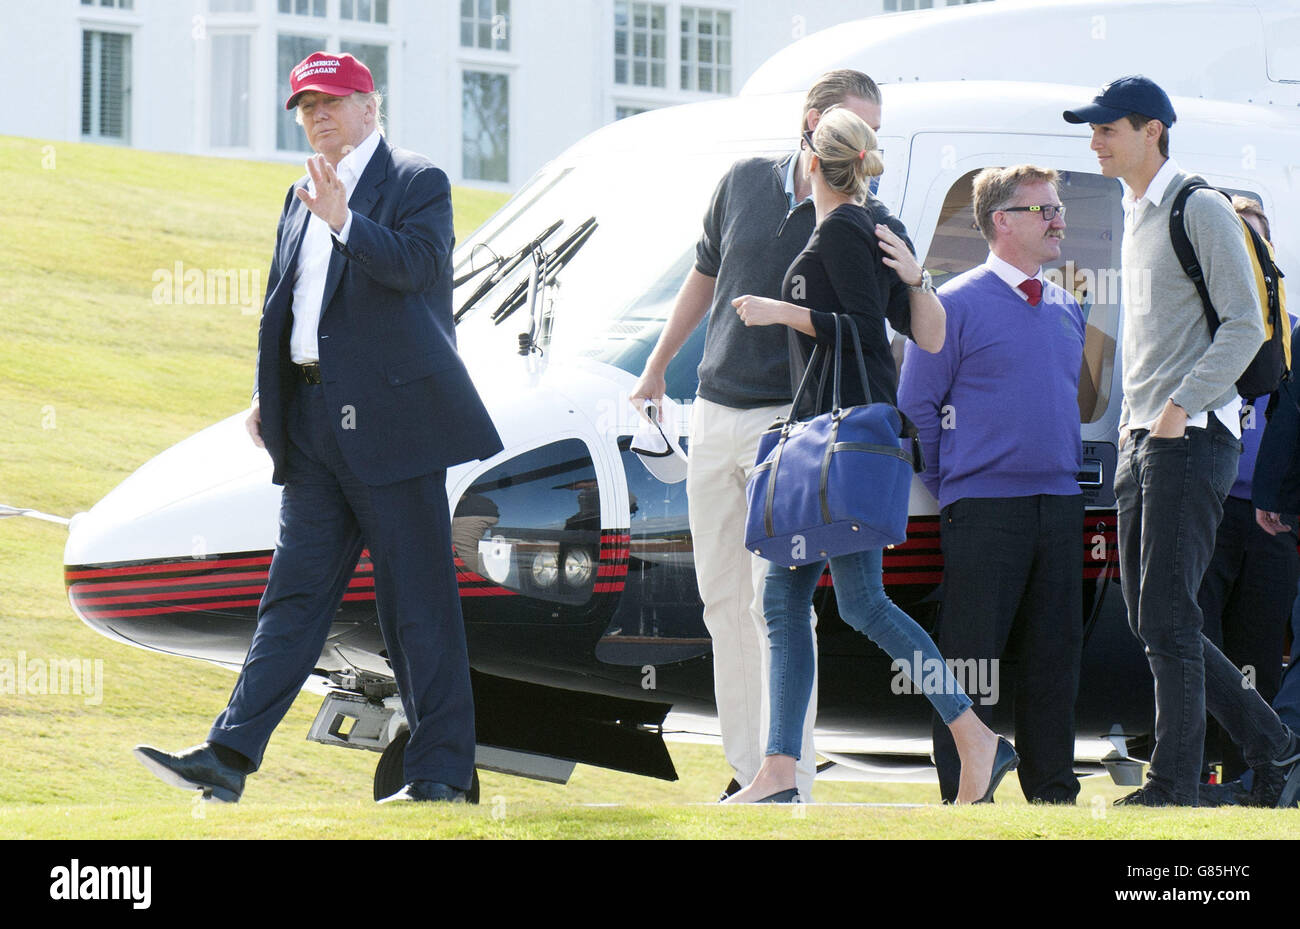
134,52,503,803
1064,76,1300,806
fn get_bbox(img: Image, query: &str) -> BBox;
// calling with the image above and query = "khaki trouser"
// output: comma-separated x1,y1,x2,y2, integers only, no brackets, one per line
687,396,817,799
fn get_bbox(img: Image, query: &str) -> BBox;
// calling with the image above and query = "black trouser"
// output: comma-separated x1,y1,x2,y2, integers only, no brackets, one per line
1116,422,1292,805
1198,494,1299,780
932,494,1084,804
209,379,476,789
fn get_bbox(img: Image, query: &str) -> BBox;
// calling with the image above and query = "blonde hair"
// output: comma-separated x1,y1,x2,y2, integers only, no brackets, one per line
810,106,885,201
971,165,1061,242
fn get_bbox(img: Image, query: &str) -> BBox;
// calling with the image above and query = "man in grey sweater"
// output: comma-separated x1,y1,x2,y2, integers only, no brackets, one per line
1064,76,1300,807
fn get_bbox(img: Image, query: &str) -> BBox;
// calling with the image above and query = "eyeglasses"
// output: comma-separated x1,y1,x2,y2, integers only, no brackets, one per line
998,204,1067,222
801,129,819,155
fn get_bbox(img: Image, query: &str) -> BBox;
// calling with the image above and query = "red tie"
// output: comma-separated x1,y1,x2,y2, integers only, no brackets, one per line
1018,278,1043,306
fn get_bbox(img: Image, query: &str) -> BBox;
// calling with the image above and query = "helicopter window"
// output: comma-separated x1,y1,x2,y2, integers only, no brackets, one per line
451,150,751,382
923,168,1124,425
453,166,574,284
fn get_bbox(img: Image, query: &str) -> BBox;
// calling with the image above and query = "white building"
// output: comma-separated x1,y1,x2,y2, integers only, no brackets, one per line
0,0,991,188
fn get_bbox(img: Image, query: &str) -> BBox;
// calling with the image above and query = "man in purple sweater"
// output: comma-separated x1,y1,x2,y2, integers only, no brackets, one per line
898,165,1084,804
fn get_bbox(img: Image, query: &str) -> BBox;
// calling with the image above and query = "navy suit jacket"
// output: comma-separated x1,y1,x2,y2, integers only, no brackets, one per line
255,137,503,486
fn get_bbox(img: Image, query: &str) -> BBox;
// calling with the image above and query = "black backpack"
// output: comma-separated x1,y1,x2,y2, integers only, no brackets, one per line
1169,178,1290,400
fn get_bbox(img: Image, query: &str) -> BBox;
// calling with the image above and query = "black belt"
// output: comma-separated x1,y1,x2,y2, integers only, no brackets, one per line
296,363,322,385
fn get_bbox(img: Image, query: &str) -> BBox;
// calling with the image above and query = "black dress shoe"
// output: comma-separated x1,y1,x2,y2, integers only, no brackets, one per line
973,736,1019,804
717,778,743,803
1197,779,1249,808
378,780,468,804
133,743,245,803
1114,784,1177,807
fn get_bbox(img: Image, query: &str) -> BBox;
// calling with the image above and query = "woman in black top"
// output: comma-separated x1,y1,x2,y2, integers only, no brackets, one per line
726,106,1016,804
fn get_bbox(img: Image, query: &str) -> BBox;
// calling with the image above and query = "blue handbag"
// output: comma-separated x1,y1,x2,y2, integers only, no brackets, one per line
745,314,923,567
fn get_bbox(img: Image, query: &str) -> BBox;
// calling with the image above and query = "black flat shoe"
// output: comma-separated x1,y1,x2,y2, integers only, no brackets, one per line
973,737,1019,804
754,787,801,803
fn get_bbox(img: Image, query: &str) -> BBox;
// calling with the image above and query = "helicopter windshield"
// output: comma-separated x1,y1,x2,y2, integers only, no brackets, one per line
452,149,767,377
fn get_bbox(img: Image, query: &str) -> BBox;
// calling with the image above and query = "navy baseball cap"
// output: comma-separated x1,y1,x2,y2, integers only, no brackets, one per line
1063,75,1177,127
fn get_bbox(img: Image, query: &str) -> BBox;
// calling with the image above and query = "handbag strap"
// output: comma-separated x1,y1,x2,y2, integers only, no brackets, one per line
788,338,828,428
831,314,875,414
836,314,926,474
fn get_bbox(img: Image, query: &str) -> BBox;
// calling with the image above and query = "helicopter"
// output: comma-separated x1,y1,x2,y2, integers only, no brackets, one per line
60,0,1300,800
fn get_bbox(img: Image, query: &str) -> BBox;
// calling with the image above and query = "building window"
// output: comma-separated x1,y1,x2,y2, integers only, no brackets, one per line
209,0,254,11
615,104,653,120
211,34,252,147
461,0,510,52
462,70,509,183
277,33,325,151
340,41,388,125
614,1,666,88
278,0,327,17
81,31,131,142
82,0,134,9
885,0,991,8
341,0,390,24
680,7,730,94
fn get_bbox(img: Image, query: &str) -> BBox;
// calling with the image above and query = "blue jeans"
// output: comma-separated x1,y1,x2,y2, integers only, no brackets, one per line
763,548,973,759
1115,421,1294,804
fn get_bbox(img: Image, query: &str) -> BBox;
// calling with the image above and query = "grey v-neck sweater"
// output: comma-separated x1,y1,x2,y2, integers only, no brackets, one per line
694,154,816,409
1119,170,1263,429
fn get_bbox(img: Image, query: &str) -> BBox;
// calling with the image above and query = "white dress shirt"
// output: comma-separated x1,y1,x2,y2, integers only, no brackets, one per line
985,251,1044,301
1121,157,1242,438
290,128,382,364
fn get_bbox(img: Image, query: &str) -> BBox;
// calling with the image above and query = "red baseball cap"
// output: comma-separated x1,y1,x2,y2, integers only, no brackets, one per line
284,52,374,110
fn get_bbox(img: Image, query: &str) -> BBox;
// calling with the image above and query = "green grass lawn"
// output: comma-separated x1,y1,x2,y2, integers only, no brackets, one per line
1,135,1297,839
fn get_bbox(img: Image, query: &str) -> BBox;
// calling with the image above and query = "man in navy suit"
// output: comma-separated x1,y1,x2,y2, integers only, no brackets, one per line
135,52,502,803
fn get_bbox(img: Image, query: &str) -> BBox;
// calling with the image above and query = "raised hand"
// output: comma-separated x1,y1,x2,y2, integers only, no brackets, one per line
296,154,350,233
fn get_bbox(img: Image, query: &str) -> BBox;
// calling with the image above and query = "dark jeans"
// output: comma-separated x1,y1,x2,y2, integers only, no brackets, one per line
1198,495,1299,780
931,494,1083,804
1115,420,1293,804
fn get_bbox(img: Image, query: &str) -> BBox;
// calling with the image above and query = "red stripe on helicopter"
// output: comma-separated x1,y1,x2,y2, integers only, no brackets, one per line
65,555,274,581
78,598,265,619
74,569,271,593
